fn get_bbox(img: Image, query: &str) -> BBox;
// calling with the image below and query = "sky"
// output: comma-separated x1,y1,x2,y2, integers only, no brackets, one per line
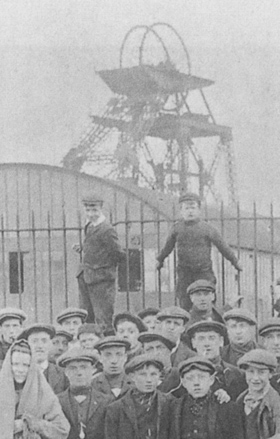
0,0,280,213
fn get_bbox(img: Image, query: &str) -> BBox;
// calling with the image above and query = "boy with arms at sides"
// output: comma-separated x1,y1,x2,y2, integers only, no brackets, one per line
237,349,280,439
156,192,242,311
171,356,243,439
105,353,174,439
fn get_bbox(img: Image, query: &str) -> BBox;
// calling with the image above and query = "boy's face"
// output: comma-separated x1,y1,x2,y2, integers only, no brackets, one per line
245,366,272,394
65,360,94,389
142,315,159,332
190,291,215,312
262,331,280,358
160,317,185,343
116,320,140,349
192,331,223,360
226,319,255,345
1,318,22,344
132,364,161,393
61,317,83,339
100,346,127,375
84,204,103,223
50,335,69,360
180,201,200,222
79,333,100,352
28,331,52,364
181,368,214,398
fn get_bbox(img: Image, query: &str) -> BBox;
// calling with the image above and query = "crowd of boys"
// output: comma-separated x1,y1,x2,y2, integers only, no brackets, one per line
1,191,280,438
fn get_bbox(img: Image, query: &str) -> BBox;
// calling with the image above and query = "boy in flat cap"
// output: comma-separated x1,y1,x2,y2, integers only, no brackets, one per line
20,323,69,394
139,330,181,393
259,318,280,374
0,307,27,364
49,327,73,363
186,321,247,400
77,323,102,353
56,307,88,348
237,349,280,439
156,192,242,310
157,306,195,367
105,353,174,439
222,308,259,366
113,312,147,361
186,280,224,326
138,307,160,332
171,356,243,439
92,336,132,399
58,347,112,439
74,194,125,331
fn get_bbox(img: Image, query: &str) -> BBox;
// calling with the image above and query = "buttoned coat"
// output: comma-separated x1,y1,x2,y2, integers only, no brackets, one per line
58,386,112,439
91,371,132,399
170,393,244,439
105,389,174,439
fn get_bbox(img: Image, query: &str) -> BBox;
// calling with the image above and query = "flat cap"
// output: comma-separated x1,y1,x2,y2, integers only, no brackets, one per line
0,307,27,325
57,346,99,367
187,321,227,340
138,331,176,351
179,356,215,376
186,280,216,296
125,353,164,374
113,312,147,333
179,192,201,205
95,335,131,352
54,327,73,342
56,307,88,324
18,323,56,340
138,307,160,320
238,349,277,371
157,306,190,323
259,318,280,337
223,308,257,326
82,194,103,206
77,323,103,339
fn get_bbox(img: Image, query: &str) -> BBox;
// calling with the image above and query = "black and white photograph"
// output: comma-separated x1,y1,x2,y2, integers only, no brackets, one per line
0,1,280,437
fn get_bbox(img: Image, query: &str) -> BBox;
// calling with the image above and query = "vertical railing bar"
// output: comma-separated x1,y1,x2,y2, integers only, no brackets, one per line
1,215,7,306
253,202,258,319
220,202,225,305
32,211,38,321
16,213,22,308
49,170,54,227
140,201,145,309
237,202,241,297
78,210,83,264
27,167,32,229
156,210,162,308
125,201,130,311
172,202,177,304
270,203,275,316
4,170,9,229
47,212,53,322
62,209,69,307
38,170,43,227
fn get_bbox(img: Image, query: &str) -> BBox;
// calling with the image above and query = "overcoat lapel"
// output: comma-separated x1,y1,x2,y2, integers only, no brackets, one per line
121,391,139,439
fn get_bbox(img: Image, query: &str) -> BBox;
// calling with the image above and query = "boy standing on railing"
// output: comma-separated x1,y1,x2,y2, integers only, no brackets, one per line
156,192,242,310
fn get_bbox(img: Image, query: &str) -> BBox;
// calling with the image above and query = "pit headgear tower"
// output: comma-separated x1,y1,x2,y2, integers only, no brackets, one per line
63,23,237,204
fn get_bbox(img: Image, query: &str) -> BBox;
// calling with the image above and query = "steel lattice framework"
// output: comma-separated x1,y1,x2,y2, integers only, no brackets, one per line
63,23,237,204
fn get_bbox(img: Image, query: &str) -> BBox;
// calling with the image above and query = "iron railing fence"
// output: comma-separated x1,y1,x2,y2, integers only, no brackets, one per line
1,203,280,324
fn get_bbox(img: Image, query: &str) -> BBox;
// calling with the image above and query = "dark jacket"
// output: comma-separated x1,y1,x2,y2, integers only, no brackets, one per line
158,367,181,394
91,371,132,399
171,392,244,439
211,359,248,401
157,219,239,271
77,221,125,284
44,362,69,395
171,341,196,368
58,386,112,439
221,341,260,367
237,386,280,439
105,389,174,439
0,338,11,362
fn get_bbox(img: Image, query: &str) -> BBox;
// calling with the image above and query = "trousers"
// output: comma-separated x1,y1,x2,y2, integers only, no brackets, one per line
78,273,116,331
176,266,216,311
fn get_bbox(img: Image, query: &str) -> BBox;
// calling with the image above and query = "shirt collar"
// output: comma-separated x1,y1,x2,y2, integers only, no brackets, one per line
38,360,49,371
86,214,106,228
